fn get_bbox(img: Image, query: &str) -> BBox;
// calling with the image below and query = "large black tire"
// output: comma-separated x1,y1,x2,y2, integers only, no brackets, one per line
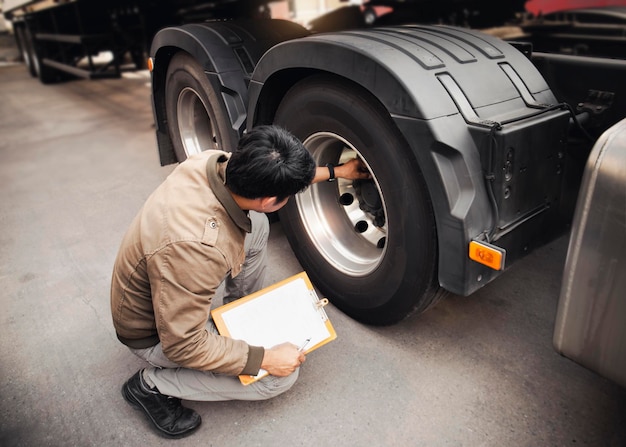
165,52,239,161
275,75,444,325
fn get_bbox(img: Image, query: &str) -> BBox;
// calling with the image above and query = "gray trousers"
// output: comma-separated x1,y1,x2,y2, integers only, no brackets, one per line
129,211,299,401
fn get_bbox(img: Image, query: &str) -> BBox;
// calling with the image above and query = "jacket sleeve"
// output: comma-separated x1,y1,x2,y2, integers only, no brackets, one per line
146,240,264,375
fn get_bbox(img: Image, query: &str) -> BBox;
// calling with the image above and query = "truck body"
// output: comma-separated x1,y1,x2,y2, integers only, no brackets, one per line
143,2,626,323
3,0,625,382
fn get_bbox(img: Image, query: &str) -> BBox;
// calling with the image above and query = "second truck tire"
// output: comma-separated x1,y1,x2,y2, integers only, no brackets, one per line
165,52,239,161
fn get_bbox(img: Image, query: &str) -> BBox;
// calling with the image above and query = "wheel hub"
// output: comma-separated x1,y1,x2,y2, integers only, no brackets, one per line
353,179,385,228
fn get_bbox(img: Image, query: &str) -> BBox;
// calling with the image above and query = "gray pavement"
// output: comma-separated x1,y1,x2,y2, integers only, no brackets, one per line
0,32,20,63
1,62,625,447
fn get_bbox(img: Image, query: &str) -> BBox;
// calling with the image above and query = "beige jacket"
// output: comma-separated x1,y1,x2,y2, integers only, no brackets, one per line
110,150,263,376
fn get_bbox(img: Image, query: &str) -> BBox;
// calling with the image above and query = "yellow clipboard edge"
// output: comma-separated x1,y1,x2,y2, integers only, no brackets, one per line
239,370,269,386
210,271,336,386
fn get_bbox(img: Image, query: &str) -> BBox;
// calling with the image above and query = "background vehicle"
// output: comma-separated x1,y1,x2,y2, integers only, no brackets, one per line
1,0,282,83
3,0,624,325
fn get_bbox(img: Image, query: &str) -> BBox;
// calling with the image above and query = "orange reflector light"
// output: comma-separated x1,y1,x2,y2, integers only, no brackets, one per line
469,240,506,271
147,57,154,72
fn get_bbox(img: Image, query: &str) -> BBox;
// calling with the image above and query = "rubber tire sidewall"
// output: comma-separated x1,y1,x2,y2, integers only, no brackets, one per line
275,75,439,325
165,52,239,161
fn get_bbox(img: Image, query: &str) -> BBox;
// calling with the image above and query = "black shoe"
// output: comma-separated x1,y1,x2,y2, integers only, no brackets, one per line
122,370,201,438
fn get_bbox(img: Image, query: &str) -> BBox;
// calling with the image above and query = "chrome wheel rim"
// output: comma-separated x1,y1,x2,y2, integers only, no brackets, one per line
297,132,387,276
177,87,217,156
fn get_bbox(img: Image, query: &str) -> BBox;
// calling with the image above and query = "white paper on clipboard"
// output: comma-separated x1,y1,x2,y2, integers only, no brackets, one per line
211,272,336,385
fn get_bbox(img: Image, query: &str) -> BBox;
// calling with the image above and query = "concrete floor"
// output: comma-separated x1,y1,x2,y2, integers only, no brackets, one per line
1,62,625,447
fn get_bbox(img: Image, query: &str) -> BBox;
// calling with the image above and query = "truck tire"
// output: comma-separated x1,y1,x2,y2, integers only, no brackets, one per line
165,52,239,161
275,75,444,325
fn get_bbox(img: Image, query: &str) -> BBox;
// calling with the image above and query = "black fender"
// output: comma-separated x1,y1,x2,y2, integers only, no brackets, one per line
149,19,309,165
248,25,567,295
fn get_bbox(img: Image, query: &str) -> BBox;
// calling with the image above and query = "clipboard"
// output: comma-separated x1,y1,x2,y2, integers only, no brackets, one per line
211,271,336,385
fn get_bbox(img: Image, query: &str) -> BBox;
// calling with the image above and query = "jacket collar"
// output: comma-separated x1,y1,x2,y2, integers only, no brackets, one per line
206,152,252,233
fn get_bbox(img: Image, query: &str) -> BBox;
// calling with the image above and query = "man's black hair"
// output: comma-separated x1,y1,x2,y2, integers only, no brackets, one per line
225,125,316,202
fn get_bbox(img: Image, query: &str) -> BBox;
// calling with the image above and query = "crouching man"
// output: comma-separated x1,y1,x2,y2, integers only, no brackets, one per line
110,125,368,437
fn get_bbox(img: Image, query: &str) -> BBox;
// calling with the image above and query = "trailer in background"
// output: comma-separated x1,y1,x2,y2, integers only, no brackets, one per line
1,0,272,82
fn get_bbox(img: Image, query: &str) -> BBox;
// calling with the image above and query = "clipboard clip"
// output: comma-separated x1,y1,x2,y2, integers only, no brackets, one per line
309,291,330,321
315,298,329,310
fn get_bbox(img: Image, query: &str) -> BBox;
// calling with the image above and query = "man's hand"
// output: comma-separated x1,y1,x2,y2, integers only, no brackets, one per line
334,158,371,180
311,158,371,184
260,342,306,377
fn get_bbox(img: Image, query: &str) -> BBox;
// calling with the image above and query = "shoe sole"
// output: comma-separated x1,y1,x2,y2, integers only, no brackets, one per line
121,382,201,439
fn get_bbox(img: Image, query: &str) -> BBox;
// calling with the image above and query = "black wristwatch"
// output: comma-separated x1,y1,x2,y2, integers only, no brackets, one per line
325,163,336,182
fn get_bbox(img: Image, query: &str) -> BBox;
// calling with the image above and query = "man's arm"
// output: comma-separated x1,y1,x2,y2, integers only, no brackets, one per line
148,241,259,375
311,158,371,184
